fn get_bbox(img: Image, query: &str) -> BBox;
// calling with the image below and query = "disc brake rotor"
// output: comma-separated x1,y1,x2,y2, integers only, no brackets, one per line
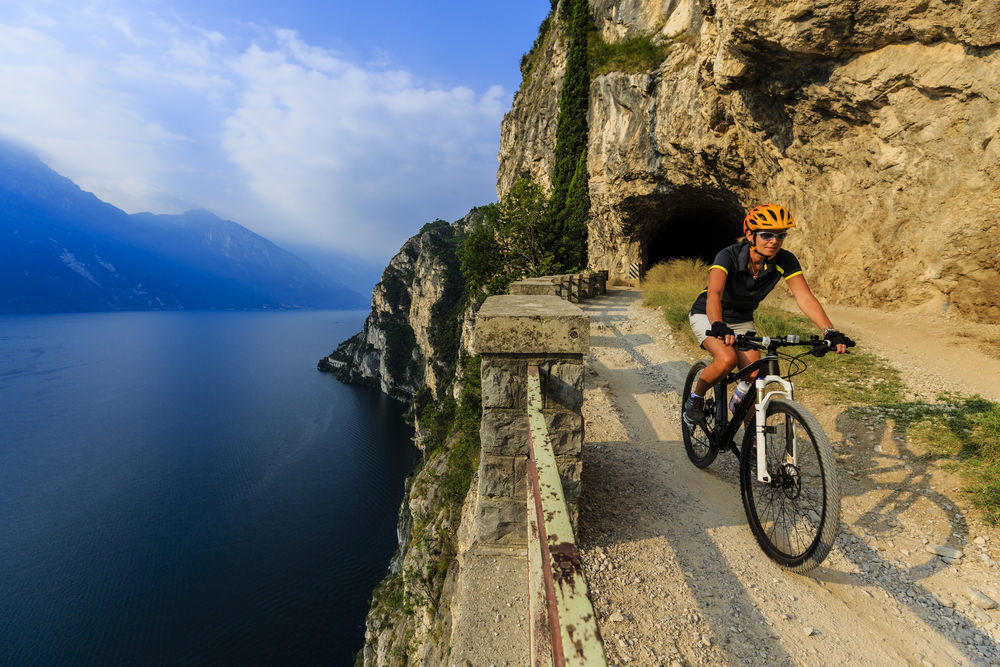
779,463,801,500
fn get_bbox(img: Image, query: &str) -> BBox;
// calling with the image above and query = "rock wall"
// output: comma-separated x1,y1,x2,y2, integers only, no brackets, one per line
498,13,566,198
499,0,1000,321
361,446,457,667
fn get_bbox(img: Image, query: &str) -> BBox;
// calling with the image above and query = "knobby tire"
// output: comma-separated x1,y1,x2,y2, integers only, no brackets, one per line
739,398,841,572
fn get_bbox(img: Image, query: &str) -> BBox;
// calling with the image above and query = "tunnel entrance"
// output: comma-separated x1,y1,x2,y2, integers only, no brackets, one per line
632,185,744,274
610,187,744,281
646,205,741,269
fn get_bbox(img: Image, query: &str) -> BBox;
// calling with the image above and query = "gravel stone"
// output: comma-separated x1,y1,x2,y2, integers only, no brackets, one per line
967,587,998,610
925,545,964,559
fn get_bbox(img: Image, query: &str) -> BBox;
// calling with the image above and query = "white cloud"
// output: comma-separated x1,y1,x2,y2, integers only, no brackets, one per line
168,37,213,68
21,8,56,29
0,5,511,261
219,29,509,258
108,14,143,46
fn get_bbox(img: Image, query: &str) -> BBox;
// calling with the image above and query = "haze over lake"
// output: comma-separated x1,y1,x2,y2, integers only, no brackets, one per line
0,310,416,666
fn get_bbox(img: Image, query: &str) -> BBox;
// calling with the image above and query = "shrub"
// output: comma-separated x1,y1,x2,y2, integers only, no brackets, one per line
641,258,710,336
588,32,674,76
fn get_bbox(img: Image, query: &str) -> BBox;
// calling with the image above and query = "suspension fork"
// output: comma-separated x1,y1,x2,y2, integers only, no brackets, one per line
753,357,794,484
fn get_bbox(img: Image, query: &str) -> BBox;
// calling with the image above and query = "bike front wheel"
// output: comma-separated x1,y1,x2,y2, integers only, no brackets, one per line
739,398,841,572
681,358,719,468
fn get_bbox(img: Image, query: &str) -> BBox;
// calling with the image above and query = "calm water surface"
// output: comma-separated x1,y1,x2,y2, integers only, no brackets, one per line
0,311,416,666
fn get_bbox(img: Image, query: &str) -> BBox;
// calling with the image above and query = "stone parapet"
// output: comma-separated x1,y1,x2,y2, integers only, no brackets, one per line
475,295,589,355
473,295,588,547
508,272,607,304
508,277,564,298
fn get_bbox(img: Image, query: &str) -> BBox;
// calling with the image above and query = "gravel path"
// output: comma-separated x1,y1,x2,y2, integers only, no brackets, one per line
576,287,1000,666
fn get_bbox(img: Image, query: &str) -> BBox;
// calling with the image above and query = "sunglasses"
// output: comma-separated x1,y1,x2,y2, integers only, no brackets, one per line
757,231,788,241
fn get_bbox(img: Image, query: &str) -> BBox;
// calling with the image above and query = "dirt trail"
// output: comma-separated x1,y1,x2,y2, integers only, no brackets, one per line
576,287,1000,666
819,302,1000,403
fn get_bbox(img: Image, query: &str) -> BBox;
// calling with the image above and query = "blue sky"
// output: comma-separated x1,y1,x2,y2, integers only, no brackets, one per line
0,0,551,266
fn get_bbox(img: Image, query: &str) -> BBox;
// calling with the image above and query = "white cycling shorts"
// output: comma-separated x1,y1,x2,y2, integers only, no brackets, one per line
688,313,756,346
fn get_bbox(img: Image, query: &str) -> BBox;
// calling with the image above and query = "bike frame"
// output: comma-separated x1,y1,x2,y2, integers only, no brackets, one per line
716,355,795,484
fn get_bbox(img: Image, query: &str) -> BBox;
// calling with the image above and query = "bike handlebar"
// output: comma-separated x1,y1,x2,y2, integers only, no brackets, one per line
731,332,856,355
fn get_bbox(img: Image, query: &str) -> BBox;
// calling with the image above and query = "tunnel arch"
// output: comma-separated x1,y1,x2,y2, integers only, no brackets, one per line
634,188,744,272
646,206,742,268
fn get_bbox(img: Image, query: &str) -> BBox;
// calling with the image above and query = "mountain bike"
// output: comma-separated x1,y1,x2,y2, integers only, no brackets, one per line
681,333,854,572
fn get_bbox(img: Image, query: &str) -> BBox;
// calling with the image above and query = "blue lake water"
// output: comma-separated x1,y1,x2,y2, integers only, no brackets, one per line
0,311,417,666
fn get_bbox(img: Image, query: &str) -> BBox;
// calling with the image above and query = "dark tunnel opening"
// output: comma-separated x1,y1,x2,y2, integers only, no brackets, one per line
645,206,742,270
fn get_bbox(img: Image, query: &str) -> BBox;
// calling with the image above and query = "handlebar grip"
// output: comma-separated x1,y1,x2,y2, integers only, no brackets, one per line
824,338,857,348
817,338,855,354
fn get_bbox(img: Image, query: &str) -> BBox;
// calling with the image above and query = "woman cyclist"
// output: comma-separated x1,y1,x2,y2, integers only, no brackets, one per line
683,204,853,425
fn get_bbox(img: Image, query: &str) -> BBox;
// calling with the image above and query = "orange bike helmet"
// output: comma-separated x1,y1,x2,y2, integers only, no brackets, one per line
743,204,796,235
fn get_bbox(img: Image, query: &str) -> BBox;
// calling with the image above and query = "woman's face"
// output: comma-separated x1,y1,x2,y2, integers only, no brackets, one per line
746,229,786,258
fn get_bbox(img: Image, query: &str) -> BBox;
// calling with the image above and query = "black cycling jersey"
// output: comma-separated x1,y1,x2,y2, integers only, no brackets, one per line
690,242,803,322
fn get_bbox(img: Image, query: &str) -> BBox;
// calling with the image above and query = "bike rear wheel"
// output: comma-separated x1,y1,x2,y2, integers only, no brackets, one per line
739,398,841,572
681,358,719,468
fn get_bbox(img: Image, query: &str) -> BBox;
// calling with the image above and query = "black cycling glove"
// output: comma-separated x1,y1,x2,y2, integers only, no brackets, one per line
708,321,735,339
823,330,853,349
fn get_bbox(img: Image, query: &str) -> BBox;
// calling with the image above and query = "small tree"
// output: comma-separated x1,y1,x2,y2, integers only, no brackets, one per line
494,177,554,276
459,204,505,301
460,178,553,304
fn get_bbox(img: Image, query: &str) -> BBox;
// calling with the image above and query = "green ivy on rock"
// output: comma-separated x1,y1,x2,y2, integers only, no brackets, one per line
549,0,591,272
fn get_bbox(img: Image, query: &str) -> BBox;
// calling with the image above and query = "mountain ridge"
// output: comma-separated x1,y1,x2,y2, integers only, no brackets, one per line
0,141,366,312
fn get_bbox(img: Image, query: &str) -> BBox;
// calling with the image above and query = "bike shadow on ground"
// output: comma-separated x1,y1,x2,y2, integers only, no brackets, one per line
808,409,1000,661
579,293,998,663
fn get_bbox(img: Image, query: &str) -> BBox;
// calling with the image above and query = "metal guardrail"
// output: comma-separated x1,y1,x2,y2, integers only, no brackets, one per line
526,365,607,667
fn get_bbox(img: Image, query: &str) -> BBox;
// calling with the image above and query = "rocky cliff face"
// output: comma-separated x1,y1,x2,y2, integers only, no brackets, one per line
360,446,460,666
500,0,1000,321
321,212,480,399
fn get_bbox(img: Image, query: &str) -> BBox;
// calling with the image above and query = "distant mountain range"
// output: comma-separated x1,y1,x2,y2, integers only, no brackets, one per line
0,141,367,312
